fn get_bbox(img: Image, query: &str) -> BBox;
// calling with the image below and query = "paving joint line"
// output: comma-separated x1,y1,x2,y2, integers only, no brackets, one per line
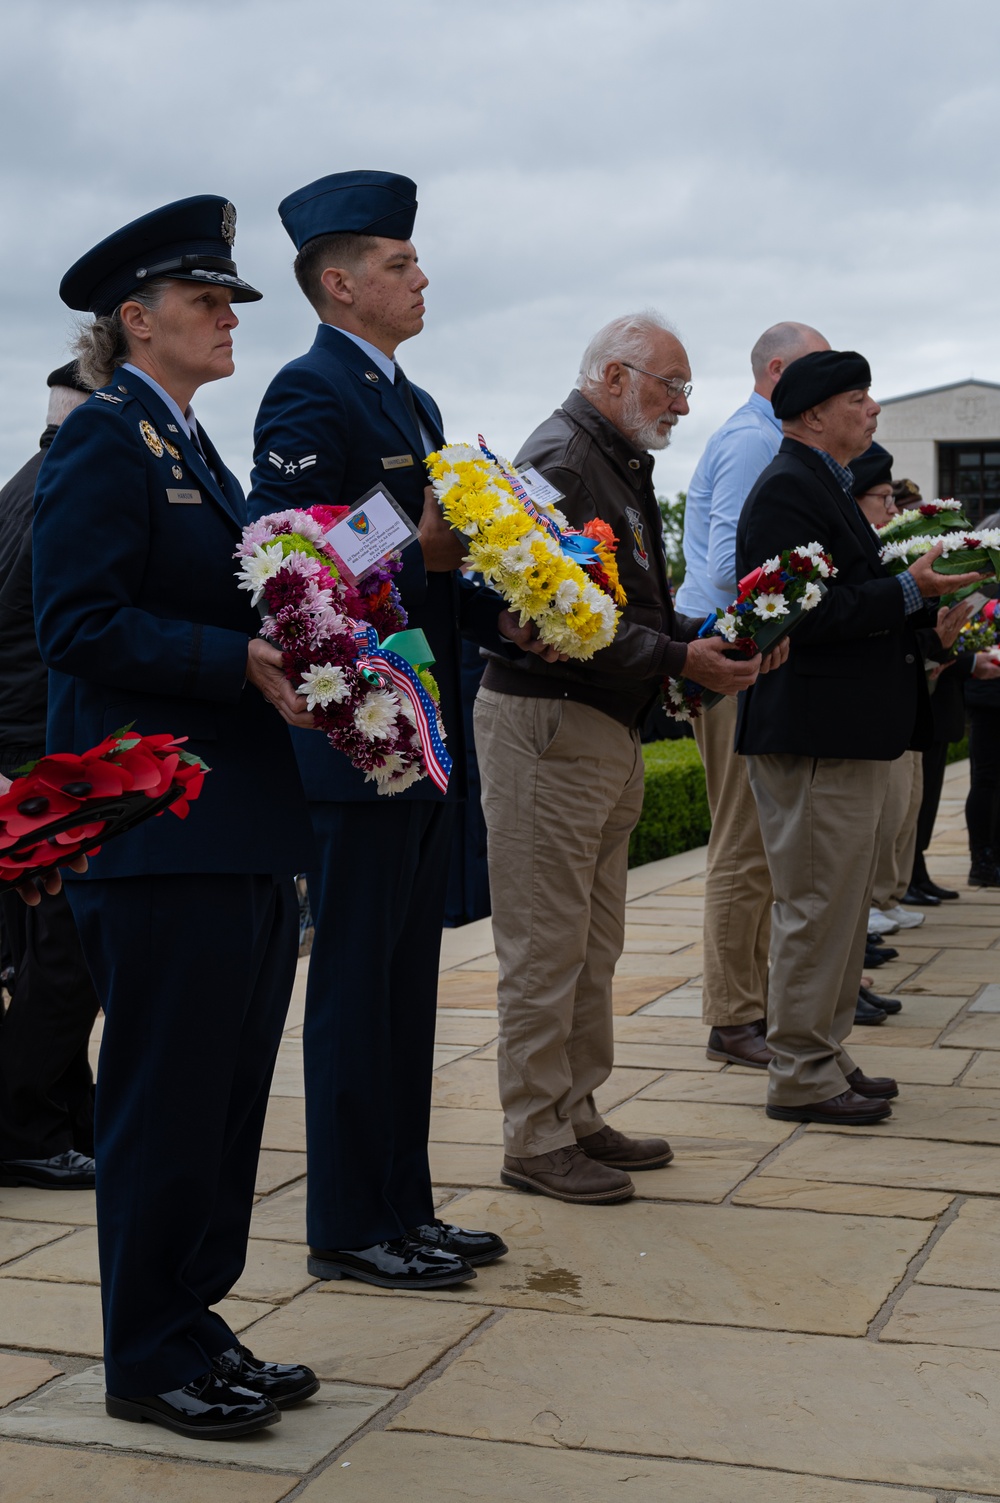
864,1192,967,1341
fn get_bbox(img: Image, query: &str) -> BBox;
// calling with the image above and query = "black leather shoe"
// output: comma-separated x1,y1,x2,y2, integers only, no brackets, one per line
846,1066,899,1100
854,992,887,1025
0,1149,95,1190
859,983,902,1015
969,853,1000,887
915,877,959,901
105,1371,279,1438
212,1344,319,1407
307,1234,476,1289
866,934,899,959
864,946,888,968
411,1218,508,1266
900,883,940,907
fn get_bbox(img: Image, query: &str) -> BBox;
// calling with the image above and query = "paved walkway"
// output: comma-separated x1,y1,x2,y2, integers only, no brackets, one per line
3,762,1000,1500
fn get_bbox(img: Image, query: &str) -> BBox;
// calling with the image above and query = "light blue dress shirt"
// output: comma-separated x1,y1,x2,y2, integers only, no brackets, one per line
122,362,199,440
676,390,782,617
322,326,434,456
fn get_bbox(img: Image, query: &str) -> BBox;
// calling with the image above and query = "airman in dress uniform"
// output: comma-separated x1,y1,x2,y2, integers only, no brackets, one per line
249,171,555,1289
32,196,320,1439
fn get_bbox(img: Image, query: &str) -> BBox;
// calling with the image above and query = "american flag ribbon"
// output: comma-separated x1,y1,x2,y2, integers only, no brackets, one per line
352,625,451,793
477,433,562,545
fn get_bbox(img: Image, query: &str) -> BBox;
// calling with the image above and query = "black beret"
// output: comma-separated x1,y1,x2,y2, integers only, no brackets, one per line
46,361,91,394
771,349,872,419
60,195,261,315
279,170,418,251
850,441,893,496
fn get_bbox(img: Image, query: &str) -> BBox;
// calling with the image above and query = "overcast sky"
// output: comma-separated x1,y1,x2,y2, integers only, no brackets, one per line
2,0,1000,497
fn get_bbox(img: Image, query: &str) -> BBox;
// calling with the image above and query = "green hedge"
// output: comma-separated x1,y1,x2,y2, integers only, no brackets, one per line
628,739,711,867
628,734,970,871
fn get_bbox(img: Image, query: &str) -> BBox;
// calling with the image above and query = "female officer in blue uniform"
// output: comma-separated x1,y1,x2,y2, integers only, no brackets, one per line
32,197,320,1440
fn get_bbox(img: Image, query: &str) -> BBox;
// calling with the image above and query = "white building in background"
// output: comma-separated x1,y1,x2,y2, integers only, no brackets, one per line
875,379,1000,522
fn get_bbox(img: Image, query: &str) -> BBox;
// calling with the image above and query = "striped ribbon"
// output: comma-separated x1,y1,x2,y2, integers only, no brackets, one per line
477,433,563,545
352,625,451,794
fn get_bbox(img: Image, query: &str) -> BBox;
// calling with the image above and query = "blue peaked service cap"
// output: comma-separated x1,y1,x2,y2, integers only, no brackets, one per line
278,170,418,251
60,195,262,315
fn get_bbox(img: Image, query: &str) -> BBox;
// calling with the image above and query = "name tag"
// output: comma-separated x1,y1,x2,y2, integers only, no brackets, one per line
381,454,414,470
166,488,202,505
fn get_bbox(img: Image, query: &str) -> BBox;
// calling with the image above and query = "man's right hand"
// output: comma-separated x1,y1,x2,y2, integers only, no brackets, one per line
683,634,762,694
247,639,316,729
418,485,467,572
908,542,991,599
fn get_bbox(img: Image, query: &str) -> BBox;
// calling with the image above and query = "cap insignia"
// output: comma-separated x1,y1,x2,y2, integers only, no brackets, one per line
221,202,237,246
140,420,164,458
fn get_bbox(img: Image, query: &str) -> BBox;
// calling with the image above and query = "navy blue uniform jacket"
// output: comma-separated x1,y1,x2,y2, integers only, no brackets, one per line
249,324,509,802
32,368,316,878
735,438,931,760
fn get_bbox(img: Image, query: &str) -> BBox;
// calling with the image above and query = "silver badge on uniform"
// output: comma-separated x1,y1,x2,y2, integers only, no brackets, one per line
364,370,379,383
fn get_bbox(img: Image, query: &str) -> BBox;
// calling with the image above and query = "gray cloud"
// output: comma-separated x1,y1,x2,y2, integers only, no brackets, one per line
2,0,1000,500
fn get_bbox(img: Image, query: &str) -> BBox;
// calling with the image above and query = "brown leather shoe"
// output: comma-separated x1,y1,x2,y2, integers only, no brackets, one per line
500,1144,635,1204
706,1019,774,1069
576,1123,673,1170
766,1089,892,1125
846,1066,899,1100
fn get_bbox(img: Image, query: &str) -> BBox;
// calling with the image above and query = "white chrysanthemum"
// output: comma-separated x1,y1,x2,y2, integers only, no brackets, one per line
355,689,399,741
297,663,350,710
554,578,581,611
718,611,740,641
753,592,789,620
437,443,481,466
501,541,536,571
801,582,823,610
926,498,964,511
236,542,289,606
760,555,781,574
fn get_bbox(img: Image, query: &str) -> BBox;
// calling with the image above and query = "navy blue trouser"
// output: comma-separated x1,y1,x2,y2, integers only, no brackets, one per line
303,800,455,1250
68,874,297,1398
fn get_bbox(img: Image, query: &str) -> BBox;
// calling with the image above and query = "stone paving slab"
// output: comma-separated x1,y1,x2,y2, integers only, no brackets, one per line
0,1438,297,1502
959,1052,1000,1086
766,1131,1000,1194
262,1094,306,1152
607,1096,794,1145
850,1043,972,1084
269,1038,305,1096
303,1431,930,1503
437,974,499,1008
429,1106,503,1145
944,1015,1000,1049
325,1188,928,1335
731,1176,953,1219
433,1015,499,1046
639,993,703,1015
474,1039,706,1071
916,1198,1000,1289
256,1149,307,1195
0,1219,73,1268
880,1283,1000,1349
0,1186,96,1225
0,1355,62,1408
971,983,1000,1010
430,1057,661,1112
0,1276,272,1358
390,1310,1000,1494
0,1367,391,1475
908,956,1000,993
241,1289,488,1387
844,1025,944,1049
809,1083,1000,1144
872,994,970,1028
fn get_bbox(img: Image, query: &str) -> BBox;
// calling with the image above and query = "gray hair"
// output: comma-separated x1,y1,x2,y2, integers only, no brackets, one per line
576,310,679,391
72,278,171,390
46,385,90,425
750,321,826,379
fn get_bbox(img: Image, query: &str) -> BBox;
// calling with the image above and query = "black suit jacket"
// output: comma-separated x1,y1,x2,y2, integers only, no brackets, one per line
734,438,931,759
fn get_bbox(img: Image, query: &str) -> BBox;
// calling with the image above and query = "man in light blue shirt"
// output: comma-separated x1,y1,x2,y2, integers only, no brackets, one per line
678,322,829,1069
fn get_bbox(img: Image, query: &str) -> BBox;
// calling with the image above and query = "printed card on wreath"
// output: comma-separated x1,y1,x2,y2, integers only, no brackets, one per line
663,542,836,721
426,437,626,660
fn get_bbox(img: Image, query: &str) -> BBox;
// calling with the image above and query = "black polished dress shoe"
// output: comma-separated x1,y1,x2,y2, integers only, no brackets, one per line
900,883,940,907
105,1370,279,1438
846,1066,899,1100
915,877,959,901
307,1234,476,1289
864,946,888,968
410,1218,508,1266
969,853,1000,887
212,1344,319,1407
854,992,887,1025
0,1149,95,1190
859,983,902,1015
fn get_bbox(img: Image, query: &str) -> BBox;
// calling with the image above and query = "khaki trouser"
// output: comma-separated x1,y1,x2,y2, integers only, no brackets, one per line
692,695,772,1026
474,689,645,1156
747,754,891,1106
871,750,923,910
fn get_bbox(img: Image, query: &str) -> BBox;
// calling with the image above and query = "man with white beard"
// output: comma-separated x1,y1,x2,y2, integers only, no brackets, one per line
475,312,781,1205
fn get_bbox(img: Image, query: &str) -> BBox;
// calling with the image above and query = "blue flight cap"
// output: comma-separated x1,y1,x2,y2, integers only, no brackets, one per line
278,170,418,251
60,195,262,315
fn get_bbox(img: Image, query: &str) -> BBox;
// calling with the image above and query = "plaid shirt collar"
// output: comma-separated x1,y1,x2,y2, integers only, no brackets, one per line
814,448,856,500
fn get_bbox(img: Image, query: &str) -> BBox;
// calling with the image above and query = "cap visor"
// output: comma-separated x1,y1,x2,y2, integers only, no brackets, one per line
166,269,262,302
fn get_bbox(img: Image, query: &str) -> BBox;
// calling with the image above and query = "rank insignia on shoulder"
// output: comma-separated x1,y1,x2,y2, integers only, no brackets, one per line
94,392,122,404
364,370,379,382
268,452,317,476
140,420,164,458
172,464,183,479
162,438,181,460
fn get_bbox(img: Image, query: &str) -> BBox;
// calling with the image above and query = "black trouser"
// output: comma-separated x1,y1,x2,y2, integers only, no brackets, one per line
966,707,1000,857
0,886,100,1160
912,740,950,887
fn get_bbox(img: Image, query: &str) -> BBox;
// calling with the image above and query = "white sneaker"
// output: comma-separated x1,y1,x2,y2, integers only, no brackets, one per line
868,908,900,935
883,904,924,929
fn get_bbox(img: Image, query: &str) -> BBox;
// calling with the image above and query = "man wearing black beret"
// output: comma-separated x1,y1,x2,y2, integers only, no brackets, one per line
735,351,987,1125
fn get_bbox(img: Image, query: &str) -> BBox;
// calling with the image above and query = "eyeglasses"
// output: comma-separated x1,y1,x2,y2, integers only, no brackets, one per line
621,363,693,399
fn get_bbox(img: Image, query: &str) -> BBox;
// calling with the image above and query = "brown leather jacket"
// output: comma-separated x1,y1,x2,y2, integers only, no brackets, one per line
481,390,701,727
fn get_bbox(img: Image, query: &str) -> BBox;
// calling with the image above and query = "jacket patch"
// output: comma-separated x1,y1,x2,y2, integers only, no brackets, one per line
625,506,649,570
